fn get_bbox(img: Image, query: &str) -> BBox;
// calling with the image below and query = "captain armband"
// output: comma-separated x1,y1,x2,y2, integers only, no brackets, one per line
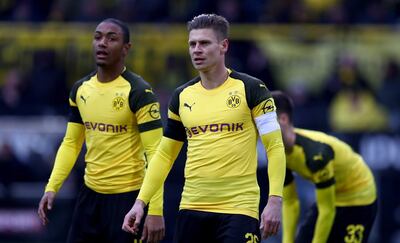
254,111,280,135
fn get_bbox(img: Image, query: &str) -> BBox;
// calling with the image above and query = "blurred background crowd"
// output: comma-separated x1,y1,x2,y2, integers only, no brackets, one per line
0,0,399,242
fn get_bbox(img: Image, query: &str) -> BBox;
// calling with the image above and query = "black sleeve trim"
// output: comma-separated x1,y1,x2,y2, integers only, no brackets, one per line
68,106,83,124
122,71,159,113
164,118,186,141
168,77,200,115
138,119,163,133
284,169,294,186
70,72,95,103
316,178,335,189
295,133,335,173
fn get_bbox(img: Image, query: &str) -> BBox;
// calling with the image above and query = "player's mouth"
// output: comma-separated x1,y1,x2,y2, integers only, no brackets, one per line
96,50,108,59
193,57,205,65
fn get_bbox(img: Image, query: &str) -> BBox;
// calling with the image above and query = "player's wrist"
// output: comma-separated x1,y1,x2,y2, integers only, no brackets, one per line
269,195,282,201
135,199,146,208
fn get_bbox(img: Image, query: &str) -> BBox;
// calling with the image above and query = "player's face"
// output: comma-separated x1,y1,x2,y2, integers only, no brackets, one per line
188,28,228,72
93,22,130,67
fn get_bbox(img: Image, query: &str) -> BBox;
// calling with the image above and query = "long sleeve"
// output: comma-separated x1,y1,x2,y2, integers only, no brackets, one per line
45,122,85,193
282,181,300,243
260,129,286,197
139,128,163,215
312,186,336,243
137,136,184,204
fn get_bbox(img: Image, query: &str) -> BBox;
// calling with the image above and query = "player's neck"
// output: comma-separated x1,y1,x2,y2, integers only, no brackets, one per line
199,65,228,90
97,63,125,83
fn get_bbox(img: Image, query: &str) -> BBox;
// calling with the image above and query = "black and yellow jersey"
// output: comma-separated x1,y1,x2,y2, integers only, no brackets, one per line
285,128,376,206
46,69,163,195
161,69,283,219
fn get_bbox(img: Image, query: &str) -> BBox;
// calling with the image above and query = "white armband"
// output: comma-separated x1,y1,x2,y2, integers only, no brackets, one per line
254,111,280,135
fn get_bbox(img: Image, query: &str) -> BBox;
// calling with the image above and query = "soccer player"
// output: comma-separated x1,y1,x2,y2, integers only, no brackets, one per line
271,91,377,243
122,14,286,242
37,18,165,243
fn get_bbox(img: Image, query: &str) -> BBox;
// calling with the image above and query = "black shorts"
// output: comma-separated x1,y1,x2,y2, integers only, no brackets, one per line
67,184,147,243
173,209,261,243
296,200,378,243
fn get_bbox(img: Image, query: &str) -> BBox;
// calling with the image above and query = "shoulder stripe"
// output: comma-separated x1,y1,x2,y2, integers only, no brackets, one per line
229,70,272,109
169,77,200,115
164,118,186,141
68,106,83,124
138,120,163,133
316,178,335,188
122,70,159,113
295,133,335,173
68,72,94,124
70,71,95,103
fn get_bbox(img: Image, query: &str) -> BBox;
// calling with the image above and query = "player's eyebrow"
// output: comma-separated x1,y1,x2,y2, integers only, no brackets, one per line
95,30,119,35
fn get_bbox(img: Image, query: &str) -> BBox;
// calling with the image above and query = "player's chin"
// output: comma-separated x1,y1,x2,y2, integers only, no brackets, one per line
96,60,107,67
193,64,208,72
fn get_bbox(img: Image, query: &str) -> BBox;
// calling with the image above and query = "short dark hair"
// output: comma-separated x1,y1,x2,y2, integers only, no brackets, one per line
271,90,294,122
187,14,229,40
101,18,130,43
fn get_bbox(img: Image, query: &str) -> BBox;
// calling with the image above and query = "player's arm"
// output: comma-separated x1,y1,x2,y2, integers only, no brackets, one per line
282,170,300,243
250,81,285,238
259,129,286,197
139,128,163,216
38,121,84,225
46,97,85,193
123,88,186,236
249,81,285,197
312,184,336,243
311,161,336,243
253,98,285,197
138,135,183,204
137,107,185,204
38,80,86,226
135,86,187,205
130,84,167,216
45,121,85,192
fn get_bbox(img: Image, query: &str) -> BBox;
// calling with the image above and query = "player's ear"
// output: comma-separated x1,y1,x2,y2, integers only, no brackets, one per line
123,42,131,56
279,113,290,125
220,38,228,54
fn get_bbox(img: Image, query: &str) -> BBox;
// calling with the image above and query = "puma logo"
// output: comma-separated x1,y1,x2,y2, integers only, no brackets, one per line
80,95,88,104
184,102,195,111
145,89,154,94
313,153,324,161
259,84,267,89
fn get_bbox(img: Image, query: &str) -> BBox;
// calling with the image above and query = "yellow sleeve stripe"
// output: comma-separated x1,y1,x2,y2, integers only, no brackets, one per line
136,102,161,123
168,110,181,121
69,98,77,107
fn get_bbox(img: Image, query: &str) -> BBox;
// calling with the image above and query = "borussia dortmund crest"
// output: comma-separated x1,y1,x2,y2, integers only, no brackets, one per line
112,96,125,111
227,91,241,108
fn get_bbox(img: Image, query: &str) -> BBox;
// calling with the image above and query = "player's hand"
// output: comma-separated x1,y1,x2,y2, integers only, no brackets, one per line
260,195,282,239
122,199,146,235
37,191,56,226
141,215,165,243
